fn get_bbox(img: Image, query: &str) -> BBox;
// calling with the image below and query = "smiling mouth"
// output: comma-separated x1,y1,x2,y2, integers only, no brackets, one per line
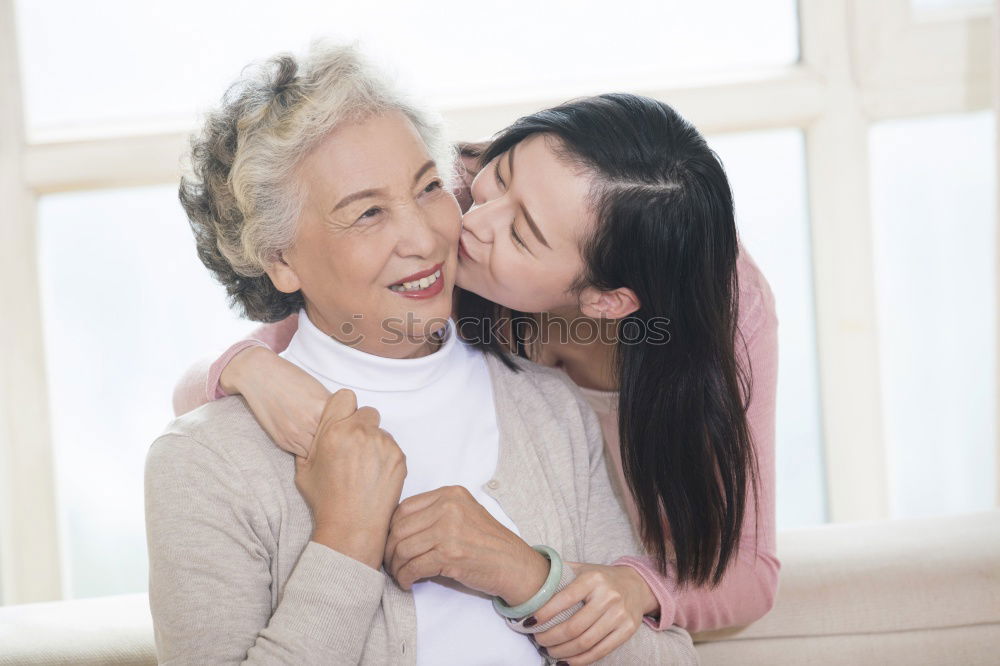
389,268,443,293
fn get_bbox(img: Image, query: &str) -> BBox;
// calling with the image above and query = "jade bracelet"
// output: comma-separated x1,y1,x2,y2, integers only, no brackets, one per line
492,545,563,619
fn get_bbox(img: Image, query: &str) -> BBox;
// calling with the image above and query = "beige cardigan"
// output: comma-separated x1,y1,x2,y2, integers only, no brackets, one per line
144,352,698,665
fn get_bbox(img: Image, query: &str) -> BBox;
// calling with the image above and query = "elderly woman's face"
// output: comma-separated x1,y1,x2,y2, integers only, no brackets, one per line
270,111,461,358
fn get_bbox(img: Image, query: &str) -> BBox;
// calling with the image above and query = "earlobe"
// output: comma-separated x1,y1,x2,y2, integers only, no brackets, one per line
266,251,302,294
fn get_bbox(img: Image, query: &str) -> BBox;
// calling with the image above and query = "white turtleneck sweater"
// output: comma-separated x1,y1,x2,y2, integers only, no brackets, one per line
279,308,539,665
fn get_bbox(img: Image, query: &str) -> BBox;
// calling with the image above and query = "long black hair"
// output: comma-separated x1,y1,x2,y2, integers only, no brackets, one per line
458,93,759,588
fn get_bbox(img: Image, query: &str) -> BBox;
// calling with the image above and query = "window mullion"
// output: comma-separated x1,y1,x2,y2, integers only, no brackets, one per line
23,66,826,195
801,0,890,521
0,0,63,604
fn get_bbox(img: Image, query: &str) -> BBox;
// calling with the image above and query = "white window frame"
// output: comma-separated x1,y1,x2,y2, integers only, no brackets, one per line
0,0,995,604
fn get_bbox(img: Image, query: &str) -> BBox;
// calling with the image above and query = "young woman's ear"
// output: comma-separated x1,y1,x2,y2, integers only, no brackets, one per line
265,250,302,294
578,286,641,319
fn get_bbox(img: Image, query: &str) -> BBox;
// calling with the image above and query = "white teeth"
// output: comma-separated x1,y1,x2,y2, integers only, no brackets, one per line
390,269,442,292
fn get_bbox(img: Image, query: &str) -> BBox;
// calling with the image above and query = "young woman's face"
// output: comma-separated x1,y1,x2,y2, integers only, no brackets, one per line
457,134,595,313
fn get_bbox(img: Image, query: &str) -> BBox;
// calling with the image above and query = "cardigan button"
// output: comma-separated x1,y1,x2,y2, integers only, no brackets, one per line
487,479,500,490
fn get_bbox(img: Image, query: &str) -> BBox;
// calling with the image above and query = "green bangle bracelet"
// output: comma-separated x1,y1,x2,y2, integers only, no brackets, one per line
492,545,563,619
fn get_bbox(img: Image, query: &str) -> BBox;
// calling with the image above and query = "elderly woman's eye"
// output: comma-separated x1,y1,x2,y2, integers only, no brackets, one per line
358,207,382,221
423,179,443,193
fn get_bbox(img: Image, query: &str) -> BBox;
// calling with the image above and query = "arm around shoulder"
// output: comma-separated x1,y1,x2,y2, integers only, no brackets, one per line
170,314,300,418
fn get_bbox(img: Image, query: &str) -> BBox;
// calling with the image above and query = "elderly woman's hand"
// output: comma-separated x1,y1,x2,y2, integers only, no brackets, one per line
296,389,407,570
530,563,657,665
221,346,330,457
384,485,550,604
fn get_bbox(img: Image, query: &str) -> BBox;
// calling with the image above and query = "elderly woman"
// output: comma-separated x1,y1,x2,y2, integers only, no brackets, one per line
144,43,697,665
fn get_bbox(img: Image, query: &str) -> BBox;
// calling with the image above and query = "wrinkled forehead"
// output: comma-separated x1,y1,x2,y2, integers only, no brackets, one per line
297,111,435,203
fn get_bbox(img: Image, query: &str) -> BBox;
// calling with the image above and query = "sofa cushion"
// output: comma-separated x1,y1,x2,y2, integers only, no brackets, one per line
0,593,155,665
693,510,1000,642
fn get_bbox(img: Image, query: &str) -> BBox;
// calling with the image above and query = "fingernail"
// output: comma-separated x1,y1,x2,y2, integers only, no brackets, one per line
523,616,538,628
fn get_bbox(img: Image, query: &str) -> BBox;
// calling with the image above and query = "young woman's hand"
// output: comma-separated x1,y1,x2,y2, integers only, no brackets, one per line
531,563,658,665
296,389,408,569
221,345,330,457
383,485,549,604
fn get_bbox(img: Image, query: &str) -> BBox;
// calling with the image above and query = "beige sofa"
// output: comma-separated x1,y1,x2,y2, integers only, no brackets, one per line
1,510,998,665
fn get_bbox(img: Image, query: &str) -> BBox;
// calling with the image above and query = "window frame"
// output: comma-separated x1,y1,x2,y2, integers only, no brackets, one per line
0,0,995,604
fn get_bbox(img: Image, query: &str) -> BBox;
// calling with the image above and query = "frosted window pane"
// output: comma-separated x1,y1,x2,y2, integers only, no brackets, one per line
14,0,798,132
912,0,991,10
869,111,997,520
37,185,257,599
709,129,826,529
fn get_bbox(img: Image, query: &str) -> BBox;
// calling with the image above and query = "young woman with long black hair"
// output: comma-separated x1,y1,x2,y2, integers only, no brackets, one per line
174,93,779,664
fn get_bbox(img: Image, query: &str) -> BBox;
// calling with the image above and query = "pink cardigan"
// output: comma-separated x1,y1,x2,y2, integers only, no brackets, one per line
172,245,780,635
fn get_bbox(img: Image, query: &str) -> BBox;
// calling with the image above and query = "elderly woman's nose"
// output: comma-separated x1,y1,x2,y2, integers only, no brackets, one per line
395,206,440,257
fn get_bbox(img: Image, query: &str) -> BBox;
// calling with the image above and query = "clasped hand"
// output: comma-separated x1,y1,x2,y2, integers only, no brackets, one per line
383,485,550,607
